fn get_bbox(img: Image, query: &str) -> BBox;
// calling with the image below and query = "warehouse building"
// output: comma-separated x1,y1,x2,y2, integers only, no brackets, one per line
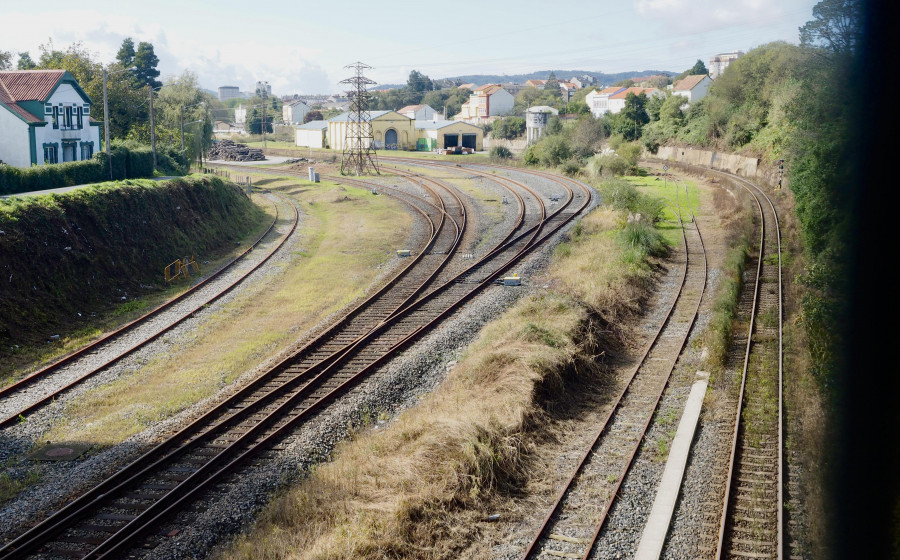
300,111,483,152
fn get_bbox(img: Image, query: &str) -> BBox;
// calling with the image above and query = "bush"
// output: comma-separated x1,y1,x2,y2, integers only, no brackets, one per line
587,154,629,178
560,159,581,177
489,146,512,161
597,178,665,224
492,117,526,140
0,144,170,195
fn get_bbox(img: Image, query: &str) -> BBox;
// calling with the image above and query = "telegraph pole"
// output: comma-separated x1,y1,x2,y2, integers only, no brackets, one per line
149,86,157,172
103,68,111,179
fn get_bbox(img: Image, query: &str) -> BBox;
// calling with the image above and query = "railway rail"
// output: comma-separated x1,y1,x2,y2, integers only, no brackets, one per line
647,161,783,560
517,177,707,560
0,192,299,429
706,169,783,560
0,163,591,559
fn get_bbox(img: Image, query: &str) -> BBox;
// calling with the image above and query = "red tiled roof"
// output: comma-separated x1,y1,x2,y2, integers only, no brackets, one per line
609,87,659,99
398,104,425,113
673,74,708,91
0,70,65,102
0,70,66,123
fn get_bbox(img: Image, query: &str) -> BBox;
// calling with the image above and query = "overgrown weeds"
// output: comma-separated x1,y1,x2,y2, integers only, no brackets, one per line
216,188,667,559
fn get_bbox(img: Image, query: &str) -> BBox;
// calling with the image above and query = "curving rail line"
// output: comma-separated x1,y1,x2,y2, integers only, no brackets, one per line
0,163,592,559
0,192,299,429
517,174,708,560
706,169,783,560
651,160,783,560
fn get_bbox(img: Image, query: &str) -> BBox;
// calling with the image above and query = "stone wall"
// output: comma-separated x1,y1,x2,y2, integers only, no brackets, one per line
484,136,528,153
655,146,759,177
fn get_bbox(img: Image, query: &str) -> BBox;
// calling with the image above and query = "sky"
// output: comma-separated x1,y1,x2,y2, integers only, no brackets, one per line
1,0,820,95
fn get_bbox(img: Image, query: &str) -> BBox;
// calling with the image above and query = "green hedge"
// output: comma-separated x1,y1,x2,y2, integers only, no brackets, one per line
0,143,175,196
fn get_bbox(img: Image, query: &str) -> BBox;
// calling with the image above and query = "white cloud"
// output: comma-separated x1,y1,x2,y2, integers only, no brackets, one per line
633,0,788,33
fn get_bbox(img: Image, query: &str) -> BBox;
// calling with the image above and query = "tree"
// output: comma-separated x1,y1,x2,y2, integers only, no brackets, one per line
647,75,670,89
544,72,562,100
799,0,861,54
620,92,650,140
406,70,433,93
689,59,708,75
245,107,272,134
116,38,136,68
613,78,635,87
17,52,36,70
0,51,11,70
133,42,161,89
304,110,324,123
492,117,526,139
156,71,213,158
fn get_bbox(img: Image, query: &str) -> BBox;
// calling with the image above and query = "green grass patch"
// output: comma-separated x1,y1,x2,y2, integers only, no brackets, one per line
40,174,411,447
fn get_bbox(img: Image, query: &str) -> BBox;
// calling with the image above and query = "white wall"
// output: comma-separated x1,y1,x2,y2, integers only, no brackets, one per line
0,108,31,167
488,89,514,116
295,128,325,148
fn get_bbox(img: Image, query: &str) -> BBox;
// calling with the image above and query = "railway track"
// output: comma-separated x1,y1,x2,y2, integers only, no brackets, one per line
709,170,783,560
653,162,783,560
0,164,590,559
0,192,299,429
517,179,707,560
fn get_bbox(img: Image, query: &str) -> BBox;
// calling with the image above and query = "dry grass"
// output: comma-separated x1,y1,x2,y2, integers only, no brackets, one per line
216,203,652,560
549,208,649,319
41,178,411,446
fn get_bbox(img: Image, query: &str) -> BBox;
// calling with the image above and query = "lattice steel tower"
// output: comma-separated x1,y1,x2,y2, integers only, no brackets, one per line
339,62,379,176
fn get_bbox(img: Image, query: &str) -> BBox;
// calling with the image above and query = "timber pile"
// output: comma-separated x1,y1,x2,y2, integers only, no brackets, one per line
207,140,266,162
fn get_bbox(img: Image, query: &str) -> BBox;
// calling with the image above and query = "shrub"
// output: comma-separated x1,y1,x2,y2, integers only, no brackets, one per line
587,154,628,178
597,178,665,224
560,159,581,177
0,144,170,195
489,146,512,161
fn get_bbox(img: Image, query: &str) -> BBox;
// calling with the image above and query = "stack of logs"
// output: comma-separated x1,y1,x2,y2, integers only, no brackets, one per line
207,140,266,162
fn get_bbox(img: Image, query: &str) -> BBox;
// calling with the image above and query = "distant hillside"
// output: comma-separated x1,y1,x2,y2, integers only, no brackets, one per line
375,69,675,91
437,69,674,88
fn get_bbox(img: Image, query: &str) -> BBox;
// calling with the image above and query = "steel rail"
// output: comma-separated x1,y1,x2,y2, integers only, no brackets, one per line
707,169,783,560
653,160,783,560
1,164,589,559
0,191,281,399
0,193,297,429
0,170,468,560
519,175,707,560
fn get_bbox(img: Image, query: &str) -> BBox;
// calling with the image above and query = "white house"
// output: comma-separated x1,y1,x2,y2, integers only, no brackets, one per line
0,70,102,168
455,84,514,124
282,100,310,125
672,75,712,103
295,120,328,149
607,87,664,114
584,87,626,118
397,104,437,121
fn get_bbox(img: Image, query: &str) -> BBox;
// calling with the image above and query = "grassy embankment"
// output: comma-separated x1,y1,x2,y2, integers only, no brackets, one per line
0,176,267,383
35,176,411,447
217,178,669,559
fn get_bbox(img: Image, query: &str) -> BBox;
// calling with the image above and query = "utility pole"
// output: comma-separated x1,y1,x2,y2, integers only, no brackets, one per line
149,86,157,172
180,106,185,153
103,68,111,180
102,65,135,180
